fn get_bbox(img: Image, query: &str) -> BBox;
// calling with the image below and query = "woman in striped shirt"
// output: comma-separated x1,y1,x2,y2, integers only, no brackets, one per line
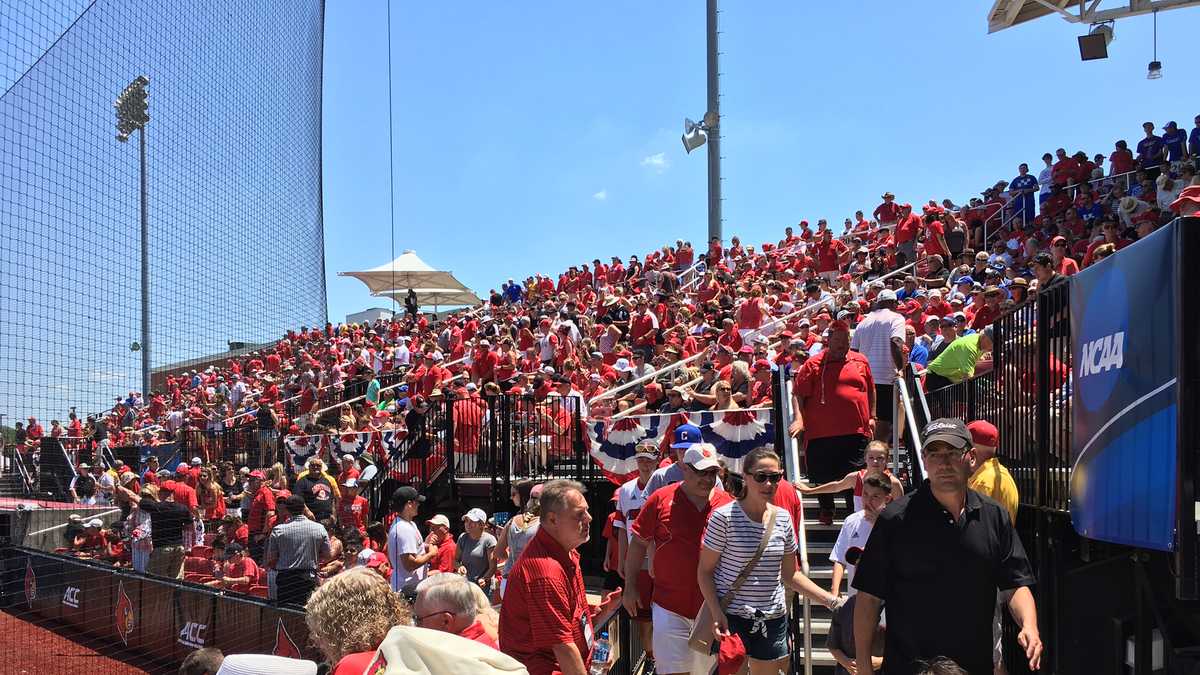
699,447,839,674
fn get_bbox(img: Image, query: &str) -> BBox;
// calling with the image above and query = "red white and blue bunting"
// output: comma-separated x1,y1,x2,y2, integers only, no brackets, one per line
587,407,774,483
283,430,409,466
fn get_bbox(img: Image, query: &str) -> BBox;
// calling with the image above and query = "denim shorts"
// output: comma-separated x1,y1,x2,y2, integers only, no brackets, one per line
727,612,790,661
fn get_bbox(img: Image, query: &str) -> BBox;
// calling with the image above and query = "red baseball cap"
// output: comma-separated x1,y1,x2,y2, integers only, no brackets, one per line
967,420,999,450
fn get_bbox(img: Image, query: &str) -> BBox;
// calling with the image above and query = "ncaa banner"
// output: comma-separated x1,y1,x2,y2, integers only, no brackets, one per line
1070,221,1177,551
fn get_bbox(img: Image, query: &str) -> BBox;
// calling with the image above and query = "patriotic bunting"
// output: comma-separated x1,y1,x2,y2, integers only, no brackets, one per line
586,408,775,483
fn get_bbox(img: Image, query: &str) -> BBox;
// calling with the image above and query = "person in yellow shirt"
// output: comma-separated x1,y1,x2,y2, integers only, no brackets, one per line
967,420,1019,523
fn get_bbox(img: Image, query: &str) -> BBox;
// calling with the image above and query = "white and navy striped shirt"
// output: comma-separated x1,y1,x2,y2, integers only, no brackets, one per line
702,501,797,619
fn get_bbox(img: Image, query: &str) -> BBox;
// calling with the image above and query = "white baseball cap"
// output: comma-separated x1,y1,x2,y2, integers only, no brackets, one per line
85,519,104,528
683,443,721,471
463,508,488,523
878,289,897,303
190,457,202,466
427,514,451,528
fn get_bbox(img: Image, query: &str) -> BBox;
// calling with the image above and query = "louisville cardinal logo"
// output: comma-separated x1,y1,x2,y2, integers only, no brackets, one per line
272,617,301,659
115,580,135,645
366,650,388,675
23,559,35,607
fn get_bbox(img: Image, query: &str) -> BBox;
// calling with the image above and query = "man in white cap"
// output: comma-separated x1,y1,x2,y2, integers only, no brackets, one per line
624,444,731,675
336,478,368,535
850,287,907,442
425,514,457,574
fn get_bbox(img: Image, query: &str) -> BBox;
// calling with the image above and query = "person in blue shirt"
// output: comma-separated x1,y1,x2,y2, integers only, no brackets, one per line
909,322,931,368
503,279,523,304
1189,114,1200,159
1162,121,1188,163
1136,122,1165,178
1009,163,1039,227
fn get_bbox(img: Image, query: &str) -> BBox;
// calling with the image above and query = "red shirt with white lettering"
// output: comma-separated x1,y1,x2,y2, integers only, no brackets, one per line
337,494,368,534
631,483,733,618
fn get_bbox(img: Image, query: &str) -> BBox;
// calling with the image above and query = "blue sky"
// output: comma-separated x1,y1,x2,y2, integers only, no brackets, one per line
321,2,1198,323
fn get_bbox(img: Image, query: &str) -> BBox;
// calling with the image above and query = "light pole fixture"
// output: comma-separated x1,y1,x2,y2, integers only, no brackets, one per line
681,112,718,154
114,75,152,397
1147,9,1162,79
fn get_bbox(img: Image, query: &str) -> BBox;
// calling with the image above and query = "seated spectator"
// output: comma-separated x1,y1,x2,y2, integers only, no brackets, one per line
73,518,109,556
206,542,259,590
304,567,410,675
414,573,500,649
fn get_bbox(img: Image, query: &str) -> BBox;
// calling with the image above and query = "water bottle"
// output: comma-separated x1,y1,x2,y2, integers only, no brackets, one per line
589,631,610,675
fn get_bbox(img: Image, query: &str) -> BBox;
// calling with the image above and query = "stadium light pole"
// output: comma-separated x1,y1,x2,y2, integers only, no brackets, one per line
115,75,151,398
705,0,722,244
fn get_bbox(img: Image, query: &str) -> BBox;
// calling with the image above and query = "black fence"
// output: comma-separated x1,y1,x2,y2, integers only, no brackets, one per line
0,546,315,673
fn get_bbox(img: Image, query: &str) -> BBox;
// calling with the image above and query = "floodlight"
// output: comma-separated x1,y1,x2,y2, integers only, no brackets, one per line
1147,60,1163,79
682,117,708,154
1078,22,1113,61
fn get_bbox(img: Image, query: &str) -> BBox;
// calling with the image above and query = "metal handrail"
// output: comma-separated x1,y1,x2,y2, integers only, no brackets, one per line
11,448,35,495
896,375,926,481
777,374,813,675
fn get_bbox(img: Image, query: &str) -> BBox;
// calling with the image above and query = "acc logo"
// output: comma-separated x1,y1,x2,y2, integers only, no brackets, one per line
62,586,81,609
178,621,207,649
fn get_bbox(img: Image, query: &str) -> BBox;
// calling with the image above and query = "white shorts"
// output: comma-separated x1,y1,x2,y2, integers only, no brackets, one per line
651,602,717,675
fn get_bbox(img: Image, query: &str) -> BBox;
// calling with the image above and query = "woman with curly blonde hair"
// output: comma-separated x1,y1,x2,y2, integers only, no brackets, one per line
305,567,410,666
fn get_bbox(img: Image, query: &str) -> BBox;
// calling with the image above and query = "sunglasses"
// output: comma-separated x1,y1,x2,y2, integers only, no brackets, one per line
751,471,784,484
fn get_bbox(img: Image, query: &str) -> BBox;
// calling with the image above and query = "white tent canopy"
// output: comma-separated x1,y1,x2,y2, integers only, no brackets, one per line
338,250,473,295
375,287,480,308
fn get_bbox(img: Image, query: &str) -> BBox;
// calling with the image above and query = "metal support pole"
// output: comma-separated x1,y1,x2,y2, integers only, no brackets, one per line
139,126,151,397
705,0,722,244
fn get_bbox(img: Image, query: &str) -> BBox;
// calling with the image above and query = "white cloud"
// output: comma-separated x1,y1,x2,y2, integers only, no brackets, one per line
592,189,607,201
640,152,669,173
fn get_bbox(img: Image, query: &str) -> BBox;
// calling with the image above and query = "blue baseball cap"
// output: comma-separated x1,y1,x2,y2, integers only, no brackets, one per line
671,423,703,449
954,275,974,286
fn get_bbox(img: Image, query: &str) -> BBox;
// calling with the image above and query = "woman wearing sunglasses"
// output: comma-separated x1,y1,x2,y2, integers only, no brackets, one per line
698,447,839,674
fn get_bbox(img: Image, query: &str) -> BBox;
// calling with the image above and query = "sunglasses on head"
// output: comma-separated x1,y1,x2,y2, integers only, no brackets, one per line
751,471,784,484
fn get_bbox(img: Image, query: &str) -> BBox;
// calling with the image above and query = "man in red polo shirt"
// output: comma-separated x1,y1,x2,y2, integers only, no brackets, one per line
813,229,848,283
625,443,732,675
789,320,875,525
893,204,921,266
499,479,594,675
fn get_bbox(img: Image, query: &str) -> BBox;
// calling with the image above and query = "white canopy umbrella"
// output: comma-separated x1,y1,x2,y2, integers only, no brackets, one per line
338,250,472,295
375,287,480,309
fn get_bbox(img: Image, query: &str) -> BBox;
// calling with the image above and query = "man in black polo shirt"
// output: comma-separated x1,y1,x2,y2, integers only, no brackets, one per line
851,418,1041,674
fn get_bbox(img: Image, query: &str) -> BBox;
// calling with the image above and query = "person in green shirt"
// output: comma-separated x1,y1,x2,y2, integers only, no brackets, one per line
365,371,381,407
925,326,993,392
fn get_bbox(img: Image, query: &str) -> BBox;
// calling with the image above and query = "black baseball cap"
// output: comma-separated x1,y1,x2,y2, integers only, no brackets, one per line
391,485,425,507
921,418,973,451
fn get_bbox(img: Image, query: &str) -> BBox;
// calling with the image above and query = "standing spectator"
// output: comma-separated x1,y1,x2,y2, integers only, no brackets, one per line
893,204,921,267
499,479,594,675
615,442,659,663
425,514,458,573
850,290,906,442
415,573,501,648
966,420,1019,523
1163,120,1189,167
829,472,895,601
336,478,368,535
495,481,542,598
1189,114,1200,161
1009,163,1039,227
265,494,332,607
245,470,276,561
873,192,900,232
799,441,904,514
790,321,875,525
456,508,498,595
1050,148,1077,188
1049,236,1080,276
254,399,279,468
698,448,839,673
387,485,438,598
1137,121,1165,179
852,418,1041,675
625,444,732,675
115,483,190,579
1037,153,1054,213
295,457,339,523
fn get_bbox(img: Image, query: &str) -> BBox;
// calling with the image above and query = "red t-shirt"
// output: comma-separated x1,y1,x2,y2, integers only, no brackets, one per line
602,512,621,571
969,304,1001,330
498,528,593,675
772,480,804,539
874,202,901,223
430,536,457,573
171,482,199,511
247,486,276,535
337,495,368,534
792,350,874,440
894,214,921,244
813,239,846,273
1109,149,1135,175
631,483,733,618
923,219,947,257
1057,257,1080,276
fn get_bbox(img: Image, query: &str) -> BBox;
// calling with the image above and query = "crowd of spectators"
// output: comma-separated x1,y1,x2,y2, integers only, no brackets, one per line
8,115,1200,675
